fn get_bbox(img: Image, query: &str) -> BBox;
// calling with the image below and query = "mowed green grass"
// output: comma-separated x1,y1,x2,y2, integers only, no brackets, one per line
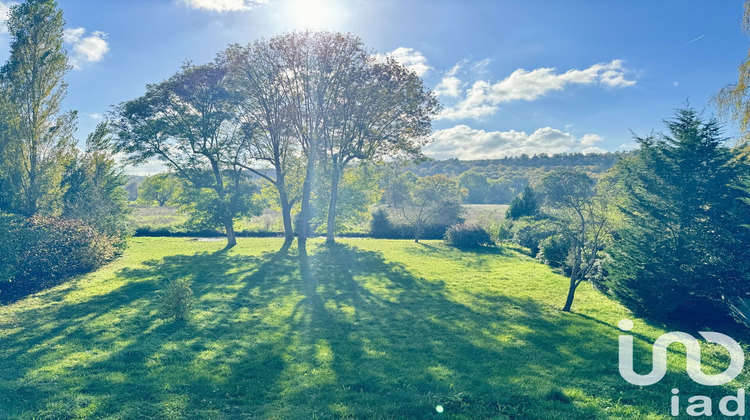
1,238,748,419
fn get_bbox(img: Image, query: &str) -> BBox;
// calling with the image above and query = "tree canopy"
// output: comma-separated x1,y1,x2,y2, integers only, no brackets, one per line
606,107,750,321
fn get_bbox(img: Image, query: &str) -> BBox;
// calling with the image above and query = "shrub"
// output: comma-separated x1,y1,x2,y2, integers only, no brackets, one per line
444,223,494,249
506,186,539,220
537,234,571,270
496,221,513,242
161,277,194,321
0,214,119,301
0,213,23,285
510,219,554,257
369,208,391,238
369,208,452,240
476,209,510,243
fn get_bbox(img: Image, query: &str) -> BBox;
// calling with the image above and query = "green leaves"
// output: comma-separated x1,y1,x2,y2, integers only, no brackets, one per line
606,106,750,322
0,0,74,216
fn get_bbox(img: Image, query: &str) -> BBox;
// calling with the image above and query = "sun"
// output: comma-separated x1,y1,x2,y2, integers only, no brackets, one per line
285,0,344,30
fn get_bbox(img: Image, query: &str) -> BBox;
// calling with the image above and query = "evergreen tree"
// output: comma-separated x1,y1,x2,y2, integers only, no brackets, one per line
505,185,539,219
607,107,750,322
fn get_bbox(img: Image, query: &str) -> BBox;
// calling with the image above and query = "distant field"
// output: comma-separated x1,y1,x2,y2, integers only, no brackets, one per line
462,204,508,225
129,205,187,229
129,204,509,233
129,206,284,233
1,237,744,419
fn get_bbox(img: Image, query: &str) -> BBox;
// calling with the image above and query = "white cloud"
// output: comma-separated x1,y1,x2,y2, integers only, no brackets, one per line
424,125,607,160
64,28,109,69
580,133,603,146
471,58,491,74
84,112,104,121
434,76,463,97
0,2,16,34
63,27,85,43
182,0,269,12
438,59,636,120
378,47,431,77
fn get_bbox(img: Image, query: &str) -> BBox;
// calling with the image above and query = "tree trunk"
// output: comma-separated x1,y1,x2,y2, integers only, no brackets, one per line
27,141,37,216
277,180,294,242
209,158,235,248
562,247,585,312
224,217,237,248
326,165,341,244
280,199,294,243
562,279,578,312
298,143,316,245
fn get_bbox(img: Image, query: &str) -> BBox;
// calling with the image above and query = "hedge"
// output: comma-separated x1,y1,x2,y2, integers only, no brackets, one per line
0,214,119,302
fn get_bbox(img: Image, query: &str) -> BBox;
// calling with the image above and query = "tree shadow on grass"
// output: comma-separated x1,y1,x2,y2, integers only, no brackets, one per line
2,240,738,419
264,243,689,418
0,241,297,419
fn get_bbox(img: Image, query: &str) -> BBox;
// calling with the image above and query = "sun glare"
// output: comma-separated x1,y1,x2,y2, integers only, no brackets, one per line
285,0,343,30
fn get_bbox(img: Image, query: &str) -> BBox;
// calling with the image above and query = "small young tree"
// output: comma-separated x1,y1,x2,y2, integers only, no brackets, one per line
538,169,609,312
388,174,466,242
138,173,180,207
172,174,262,233
61,122,130,242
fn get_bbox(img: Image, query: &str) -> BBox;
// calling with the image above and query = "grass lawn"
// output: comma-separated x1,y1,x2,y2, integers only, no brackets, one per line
1,238,747,419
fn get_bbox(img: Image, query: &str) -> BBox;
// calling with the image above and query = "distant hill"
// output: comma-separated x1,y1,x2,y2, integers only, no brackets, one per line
389,151,632,204
406,151,630,177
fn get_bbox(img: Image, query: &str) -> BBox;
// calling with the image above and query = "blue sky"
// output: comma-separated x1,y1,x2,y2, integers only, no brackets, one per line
0,0,746,172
